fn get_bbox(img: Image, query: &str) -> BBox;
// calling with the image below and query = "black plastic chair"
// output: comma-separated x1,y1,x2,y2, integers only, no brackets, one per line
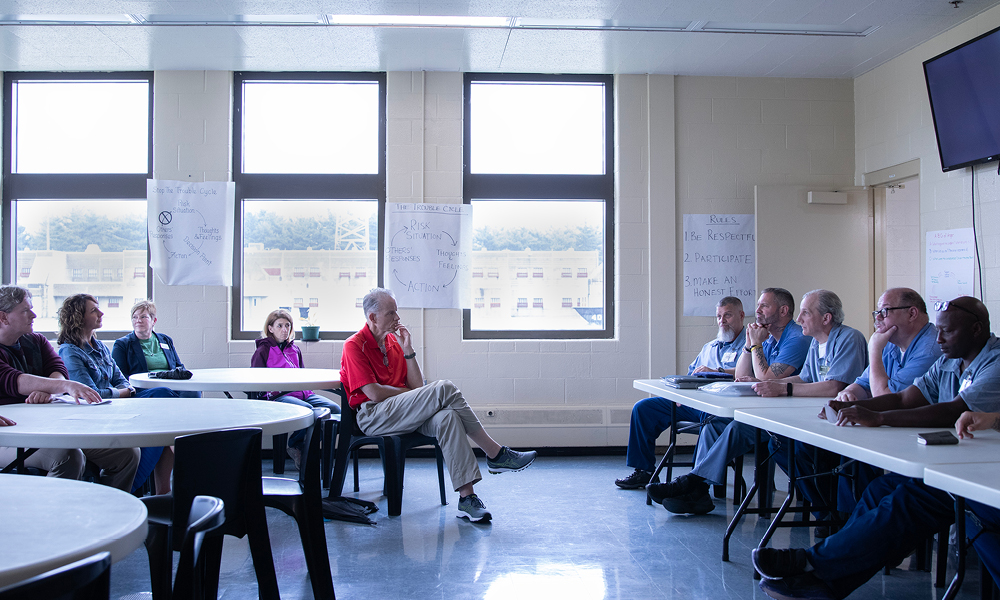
646,407,748,505
0,551,110,600
142,428,279,600
169,496,226,600
329,389,447,516
271,406,339,481
263,418,336,600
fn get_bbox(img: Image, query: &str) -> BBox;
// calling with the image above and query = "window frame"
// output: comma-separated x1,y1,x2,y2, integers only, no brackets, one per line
231,71,387,341
462,72,615,340
2,71,154,338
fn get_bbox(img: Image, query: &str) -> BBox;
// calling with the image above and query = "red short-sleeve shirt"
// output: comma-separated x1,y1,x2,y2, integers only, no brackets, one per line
340,325,408,409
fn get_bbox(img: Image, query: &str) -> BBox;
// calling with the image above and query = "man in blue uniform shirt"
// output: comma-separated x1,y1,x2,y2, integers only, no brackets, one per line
615,296,746,490
747,290,868,516
754,296,1000,600
647,287,813,513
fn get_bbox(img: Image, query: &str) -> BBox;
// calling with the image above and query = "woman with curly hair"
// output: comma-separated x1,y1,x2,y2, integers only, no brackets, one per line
57,293,174,493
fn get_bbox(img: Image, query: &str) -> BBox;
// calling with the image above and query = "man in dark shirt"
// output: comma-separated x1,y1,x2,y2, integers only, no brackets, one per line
0,285,139,491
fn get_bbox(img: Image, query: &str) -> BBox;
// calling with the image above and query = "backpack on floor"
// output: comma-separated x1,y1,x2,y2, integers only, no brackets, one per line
321,496,379,525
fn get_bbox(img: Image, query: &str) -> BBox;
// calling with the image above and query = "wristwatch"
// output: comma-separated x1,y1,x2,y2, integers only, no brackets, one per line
786,383,793,397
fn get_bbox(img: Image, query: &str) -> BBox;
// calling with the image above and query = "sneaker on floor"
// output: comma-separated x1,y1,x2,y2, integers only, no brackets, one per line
487,446,537,474
615,469,659,489
647,474,707,504
752,547,810,580
286,445,302,470
458,494,492,521
662,488,715,515
759,573,840,600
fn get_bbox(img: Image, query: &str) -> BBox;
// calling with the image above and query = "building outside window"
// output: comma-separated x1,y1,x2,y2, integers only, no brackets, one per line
464,73,613,339
234,72,386,339
2,73,153,333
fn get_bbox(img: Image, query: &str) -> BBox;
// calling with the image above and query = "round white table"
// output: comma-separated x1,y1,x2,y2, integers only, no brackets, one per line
0,474,148,587
129,368,340,394
0,397,313,449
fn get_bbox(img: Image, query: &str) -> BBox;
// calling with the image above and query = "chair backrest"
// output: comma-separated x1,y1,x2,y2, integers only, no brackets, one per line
0,551,111,600
171,428,263,546
172,495,226,600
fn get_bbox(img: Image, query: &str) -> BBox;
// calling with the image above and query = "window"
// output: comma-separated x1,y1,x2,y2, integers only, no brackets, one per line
134,267,145,279
473,268,483,278
474,297,485,308
264,267,281,277
491,297,501,308
293,298,303,307
562,297,573,308
355,298,363,308
309,298,319,307
234,72,386,340
464,74,613,339
106,296,121,308
578,268,588,278
3,73,153,333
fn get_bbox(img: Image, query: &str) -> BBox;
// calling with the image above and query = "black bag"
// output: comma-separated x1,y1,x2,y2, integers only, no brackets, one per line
149,367,193,380
322,496,379,525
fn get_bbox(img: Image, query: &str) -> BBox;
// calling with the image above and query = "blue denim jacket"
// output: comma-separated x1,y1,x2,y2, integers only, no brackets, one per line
58,338,129,399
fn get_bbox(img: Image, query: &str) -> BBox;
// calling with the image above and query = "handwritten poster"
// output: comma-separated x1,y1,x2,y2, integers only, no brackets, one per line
926,227,975,311
147,179,235,286
384,202,472,309
682,214,756,316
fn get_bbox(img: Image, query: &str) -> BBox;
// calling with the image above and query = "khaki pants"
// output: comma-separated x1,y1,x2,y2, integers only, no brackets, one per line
356,380,483,491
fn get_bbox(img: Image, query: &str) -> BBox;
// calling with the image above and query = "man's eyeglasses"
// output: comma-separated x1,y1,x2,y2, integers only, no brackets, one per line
933,300,980,322
872,306,912,320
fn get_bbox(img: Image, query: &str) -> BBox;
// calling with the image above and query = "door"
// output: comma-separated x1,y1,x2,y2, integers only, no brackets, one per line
755,185,874,335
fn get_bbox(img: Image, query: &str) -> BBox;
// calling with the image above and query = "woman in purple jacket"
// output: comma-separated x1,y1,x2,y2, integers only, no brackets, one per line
251,309,339,468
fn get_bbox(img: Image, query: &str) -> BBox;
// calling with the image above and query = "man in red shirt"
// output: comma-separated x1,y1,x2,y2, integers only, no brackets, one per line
340,288,536,522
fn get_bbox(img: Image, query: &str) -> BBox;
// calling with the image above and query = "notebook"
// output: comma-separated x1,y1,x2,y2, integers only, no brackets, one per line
661,372,734,389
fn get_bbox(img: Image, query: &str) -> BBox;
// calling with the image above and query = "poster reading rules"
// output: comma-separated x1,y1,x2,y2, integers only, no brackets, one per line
682,214,756,317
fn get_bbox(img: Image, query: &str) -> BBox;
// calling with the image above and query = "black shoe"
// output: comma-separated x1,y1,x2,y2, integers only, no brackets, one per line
647,474,707,504
662,488,715,514
759,573,839,600
752,548,810,580
615,469,659,489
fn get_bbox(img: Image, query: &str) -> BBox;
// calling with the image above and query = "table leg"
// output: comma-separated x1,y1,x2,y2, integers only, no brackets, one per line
944,496,967,600
1,447,39,474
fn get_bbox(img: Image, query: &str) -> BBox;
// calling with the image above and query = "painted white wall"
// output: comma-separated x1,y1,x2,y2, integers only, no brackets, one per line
855,4,1000,318
147,70,859,447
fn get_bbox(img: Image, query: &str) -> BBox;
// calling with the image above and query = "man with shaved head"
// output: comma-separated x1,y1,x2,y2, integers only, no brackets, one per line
754,297,1000,600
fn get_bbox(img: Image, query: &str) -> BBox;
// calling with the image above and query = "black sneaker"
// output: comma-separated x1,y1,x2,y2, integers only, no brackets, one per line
752,547,810,581
662,488,715,515
647,474,707,504
759,573,840,600
487,446,537,474
615,469,659,489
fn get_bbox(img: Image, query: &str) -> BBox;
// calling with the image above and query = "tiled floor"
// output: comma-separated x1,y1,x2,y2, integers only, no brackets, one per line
109,454,987,599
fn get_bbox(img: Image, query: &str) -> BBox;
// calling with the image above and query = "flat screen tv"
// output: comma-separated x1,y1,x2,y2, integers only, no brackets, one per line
923,25,1000,172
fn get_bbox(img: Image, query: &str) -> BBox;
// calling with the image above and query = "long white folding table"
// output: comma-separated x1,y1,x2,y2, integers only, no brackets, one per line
736,406,1000,591
0,475,148,588
924,462,1000,599
633,380,827,559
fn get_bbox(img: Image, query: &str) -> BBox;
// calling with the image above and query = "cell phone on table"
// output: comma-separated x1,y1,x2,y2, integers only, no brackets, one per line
916,431,959,445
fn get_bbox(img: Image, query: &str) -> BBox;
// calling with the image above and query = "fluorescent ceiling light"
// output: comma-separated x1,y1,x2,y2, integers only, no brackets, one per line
326,15,513,28
0,14,880,37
